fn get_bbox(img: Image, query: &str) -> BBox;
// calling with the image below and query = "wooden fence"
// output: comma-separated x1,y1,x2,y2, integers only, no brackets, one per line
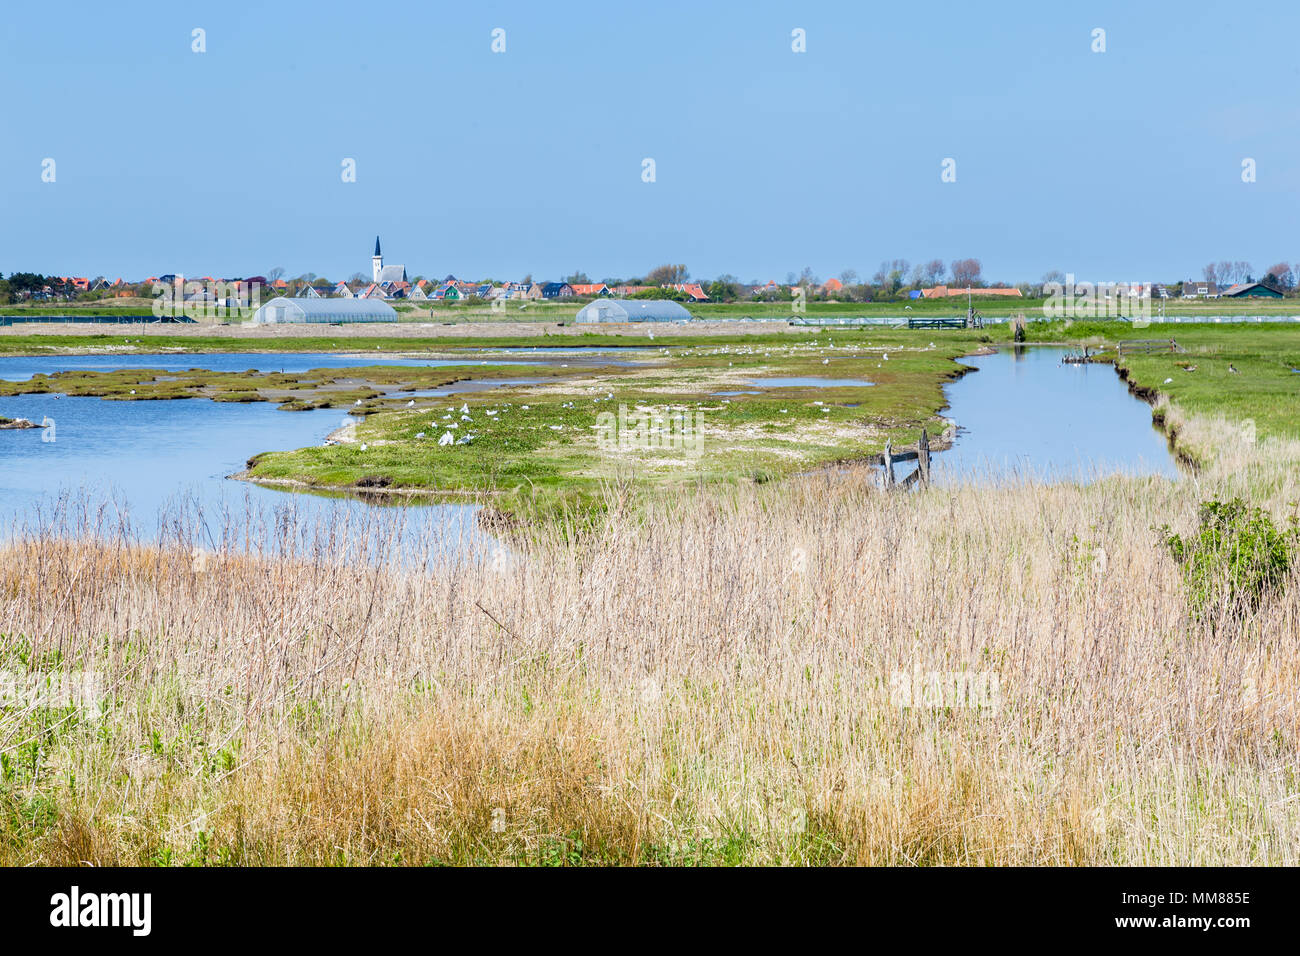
867,429,932,489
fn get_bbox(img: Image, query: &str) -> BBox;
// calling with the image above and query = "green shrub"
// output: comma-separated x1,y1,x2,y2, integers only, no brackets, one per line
1163,499,1299,618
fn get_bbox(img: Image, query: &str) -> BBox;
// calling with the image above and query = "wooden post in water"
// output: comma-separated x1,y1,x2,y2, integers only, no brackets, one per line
918,429,930,486
883,440,895,488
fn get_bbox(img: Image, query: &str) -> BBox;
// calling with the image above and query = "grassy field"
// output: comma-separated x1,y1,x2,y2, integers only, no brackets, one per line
5,322,1299,519
239,338,978,521
3,322,1299,866
0,333,990,521
1,406,1297,865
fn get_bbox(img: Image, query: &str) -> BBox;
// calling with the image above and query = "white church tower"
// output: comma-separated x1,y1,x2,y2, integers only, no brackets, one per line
372,236,383,283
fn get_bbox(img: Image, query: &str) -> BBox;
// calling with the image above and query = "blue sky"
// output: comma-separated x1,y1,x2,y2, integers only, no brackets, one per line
2,0,1298,284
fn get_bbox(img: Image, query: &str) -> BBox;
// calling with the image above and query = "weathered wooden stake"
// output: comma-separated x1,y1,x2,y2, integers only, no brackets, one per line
918,429,930,486
883,440,895,488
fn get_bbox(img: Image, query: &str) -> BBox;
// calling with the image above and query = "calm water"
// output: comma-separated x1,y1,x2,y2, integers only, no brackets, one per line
0,354,516,553
0,389,503,554
932,347,1181,483
0,351,567,382
0,347,1181,548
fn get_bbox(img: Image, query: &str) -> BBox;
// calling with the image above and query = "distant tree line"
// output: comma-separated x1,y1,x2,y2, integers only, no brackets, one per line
8,255,1298,308
1202,260,1297,291
0,272,77,303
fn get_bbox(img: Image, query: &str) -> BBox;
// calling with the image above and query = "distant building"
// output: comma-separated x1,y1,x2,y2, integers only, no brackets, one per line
1222,281,1283,298
1182,281,1219,298
371,235,408,284
251,296,398,324
575,299,692,323
570,283,612,297
668,282,710,302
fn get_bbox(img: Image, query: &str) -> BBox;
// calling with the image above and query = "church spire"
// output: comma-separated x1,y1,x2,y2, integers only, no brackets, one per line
374,235,381,257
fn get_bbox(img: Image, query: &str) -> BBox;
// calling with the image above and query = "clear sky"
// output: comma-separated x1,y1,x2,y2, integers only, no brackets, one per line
2,0,1297,285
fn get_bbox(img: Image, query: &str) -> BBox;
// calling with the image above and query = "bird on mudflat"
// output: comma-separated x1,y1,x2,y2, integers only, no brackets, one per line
1228,364,1239,374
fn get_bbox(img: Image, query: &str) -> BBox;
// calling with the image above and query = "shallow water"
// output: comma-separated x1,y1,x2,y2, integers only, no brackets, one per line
0,347,655,384
0,352,554,382
0,386,495,554
0,347,1182,549
931,347,1181,483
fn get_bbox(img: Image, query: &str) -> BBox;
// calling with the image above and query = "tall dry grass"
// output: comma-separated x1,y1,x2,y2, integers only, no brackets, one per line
1,414,1298,865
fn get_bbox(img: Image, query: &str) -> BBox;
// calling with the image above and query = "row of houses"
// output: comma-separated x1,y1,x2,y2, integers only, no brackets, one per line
295,277,715,303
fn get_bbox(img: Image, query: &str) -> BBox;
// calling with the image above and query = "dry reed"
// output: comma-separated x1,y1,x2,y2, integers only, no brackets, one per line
1,411,1298,865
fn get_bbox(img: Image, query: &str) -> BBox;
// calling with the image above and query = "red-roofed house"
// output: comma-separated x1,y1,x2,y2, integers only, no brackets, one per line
668,283,710,302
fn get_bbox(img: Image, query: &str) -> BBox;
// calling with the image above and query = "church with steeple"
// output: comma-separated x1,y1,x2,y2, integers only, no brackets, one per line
371,236,408,284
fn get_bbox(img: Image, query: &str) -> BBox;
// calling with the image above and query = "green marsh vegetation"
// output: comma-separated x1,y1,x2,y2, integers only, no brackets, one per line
3,322,1300,865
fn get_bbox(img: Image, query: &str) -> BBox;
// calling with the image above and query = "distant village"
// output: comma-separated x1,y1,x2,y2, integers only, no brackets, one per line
3,240,1296,306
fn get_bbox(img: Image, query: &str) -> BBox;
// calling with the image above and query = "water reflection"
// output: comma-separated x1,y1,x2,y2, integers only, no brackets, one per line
932,346,1180,483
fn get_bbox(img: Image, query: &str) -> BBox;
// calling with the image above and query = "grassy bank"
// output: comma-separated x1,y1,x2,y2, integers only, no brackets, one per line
1,335,986,521
0,362,586,411
5,322,1298,520
237,339,975,520
2,410,1298,865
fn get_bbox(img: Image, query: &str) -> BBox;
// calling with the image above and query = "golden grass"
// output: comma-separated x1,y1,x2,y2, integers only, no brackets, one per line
2,415,1299,865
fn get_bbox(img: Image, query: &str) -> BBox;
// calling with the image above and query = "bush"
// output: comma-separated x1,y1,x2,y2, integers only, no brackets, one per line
1163,499,1299,618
